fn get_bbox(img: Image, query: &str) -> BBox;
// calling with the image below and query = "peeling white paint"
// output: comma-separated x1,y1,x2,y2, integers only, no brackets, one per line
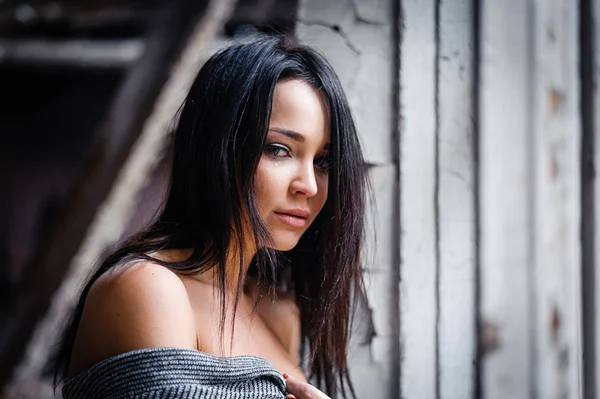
297,0,394,165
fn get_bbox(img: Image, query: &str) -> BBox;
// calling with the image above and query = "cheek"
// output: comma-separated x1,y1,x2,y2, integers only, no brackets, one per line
254,160,291,213
313,175,329,212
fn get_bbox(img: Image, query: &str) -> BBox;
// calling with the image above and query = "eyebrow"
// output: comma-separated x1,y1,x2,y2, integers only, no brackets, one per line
268,127,305,142
268,127,330,150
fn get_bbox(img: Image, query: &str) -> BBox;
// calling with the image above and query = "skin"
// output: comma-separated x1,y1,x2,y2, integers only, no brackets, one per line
255,78,330,251
285,373,331,399
67,78,331,398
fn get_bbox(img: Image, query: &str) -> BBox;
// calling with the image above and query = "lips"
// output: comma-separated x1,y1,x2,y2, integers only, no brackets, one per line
274,209,309,228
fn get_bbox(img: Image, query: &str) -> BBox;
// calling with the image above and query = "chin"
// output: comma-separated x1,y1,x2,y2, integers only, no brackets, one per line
269,231,302,251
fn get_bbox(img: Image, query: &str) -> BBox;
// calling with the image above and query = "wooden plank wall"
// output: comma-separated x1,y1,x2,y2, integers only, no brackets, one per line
400,0,476,398
399,0,438,397
581,1,596,397
479,1,582,398
531,1,581,397
402,0,585,398
479,1,536,396
580,1,598,397
437,0,476,398
593,0,600,395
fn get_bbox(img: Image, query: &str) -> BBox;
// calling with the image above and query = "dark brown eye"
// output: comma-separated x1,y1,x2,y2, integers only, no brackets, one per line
314,153,331,171
264,144,290,158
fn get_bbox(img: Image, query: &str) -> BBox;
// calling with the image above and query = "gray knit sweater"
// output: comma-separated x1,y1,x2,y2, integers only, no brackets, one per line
62,347,287,398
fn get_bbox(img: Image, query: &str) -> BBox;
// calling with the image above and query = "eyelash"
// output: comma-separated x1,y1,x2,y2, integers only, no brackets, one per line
314,154,331,171
263,144,331,171
263,144,290,158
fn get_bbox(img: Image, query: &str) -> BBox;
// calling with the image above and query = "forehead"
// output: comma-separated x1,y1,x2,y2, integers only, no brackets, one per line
269,78,330,144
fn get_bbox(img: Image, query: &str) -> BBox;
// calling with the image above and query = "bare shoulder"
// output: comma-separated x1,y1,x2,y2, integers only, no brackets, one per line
68,261,197,377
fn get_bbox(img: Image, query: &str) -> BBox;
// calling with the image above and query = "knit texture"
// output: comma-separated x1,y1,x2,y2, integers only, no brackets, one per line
62,347,287,399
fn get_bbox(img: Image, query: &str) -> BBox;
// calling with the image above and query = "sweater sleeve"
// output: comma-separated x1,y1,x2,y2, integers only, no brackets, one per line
62,347,286,399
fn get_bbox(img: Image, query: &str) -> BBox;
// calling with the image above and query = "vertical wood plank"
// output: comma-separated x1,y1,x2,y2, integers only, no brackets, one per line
350,165,398,399
399,0,437,397
531,1,582,397
437,0,476,398
479,1,533,397
580,1,596,396
594,0,600,393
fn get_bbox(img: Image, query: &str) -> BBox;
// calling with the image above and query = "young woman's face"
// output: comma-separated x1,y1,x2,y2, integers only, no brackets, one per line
255,78,330,251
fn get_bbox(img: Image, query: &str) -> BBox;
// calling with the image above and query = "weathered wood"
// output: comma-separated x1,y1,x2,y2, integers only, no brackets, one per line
531,2,582,398
580,0,596,392
580,0,596,395
362,165,397,336
399,0,437,397
0,38,144,68
0,0,228,394
362,164,395,278
591,0,600,396
0,3,157,37
297,0,394,165
352,165,399,399
226,0,297,29
437,0,476,398
479,0,532,397
580,3,600,399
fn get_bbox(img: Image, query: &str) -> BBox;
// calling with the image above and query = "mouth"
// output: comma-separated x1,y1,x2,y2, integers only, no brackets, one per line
274,209,309,228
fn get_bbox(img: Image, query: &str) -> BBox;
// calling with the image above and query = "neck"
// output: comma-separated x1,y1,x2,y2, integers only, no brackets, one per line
151,234,258,298
185,237,257,293
221,235,257,296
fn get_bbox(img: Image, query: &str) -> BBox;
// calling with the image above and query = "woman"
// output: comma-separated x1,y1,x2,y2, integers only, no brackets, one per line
53,34,367,399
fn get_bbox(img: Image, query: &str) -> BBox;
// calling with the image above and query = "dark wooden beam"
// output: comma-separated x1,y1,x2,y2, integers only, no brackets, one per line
0,0,213,390
0,38,144,68
225,0,298,35
0,3,160,37
0,0,299,38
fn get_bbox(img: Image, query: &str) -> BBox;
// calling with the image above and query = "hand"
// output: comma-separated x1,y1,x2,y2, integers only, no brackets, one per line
283,373,331,399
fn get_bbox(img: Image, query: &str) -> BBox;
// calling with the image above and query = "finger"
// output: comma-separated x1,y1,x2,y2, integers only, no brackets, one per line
284,375,311,399
284,373,330,399
286,395,297,399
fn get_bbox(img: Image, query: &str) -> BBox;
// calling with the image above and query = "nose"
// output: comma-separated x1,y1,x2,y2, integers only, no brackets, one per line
290,162,318,197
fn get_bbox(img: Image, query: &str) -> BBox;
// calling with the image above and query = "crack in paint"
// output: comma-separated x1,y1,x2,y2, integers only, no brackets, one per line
296,19,362,56
361,306,378,347
349,0,386,26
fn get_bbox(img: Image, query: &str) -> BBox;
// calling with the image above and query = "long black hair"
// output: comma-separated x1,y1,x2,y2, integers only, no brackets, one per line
53,35,367,398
